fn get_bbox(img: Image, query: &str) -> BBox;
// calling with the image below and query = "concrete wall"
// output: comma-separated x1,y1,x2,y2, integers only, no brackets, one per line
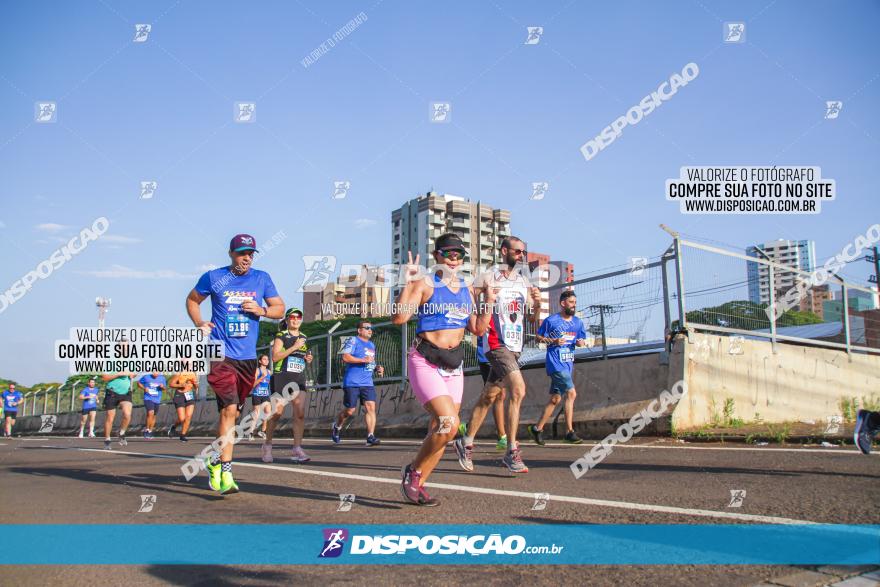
13,347,682,439
671,331,880,430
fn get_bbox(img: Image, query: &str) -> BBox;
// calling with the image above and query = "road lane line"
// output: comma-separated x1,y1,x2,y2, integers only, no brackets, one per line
71,446,819,525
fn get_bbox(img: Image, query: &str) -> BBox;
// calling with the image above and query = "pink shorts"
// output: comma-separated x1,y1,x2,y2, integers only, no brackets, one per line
407,347,464,406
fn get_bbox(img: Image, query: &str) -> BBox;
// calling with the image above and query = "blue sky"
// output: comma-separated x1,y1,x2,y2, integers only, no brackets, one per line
1,0,878,385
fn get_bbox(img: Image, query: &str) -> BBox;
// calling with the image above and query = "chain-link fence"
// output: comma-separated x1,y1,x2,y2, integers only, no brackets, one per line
676,238,880,354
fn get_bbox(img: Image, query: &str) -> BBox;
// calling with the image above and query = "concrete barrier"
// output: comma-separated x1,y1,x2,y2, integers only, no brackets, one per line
12,345,683,439
671,331,880,430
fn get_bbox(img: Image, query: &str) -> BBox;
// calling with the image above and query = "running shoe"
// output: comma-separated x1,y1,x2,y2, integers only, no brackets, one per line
366,434,381,446
219,471,239,494
291,446,311,463
331,423,341,444
146,430,154,439
564,431,583,444
502,447,529,473
88,432,96,438
143,429,149,439
854,409,877,455
179,435,188,442
400,464,427,505
452,438,474,472
528,425,545,446
204,455,221,491
496,435,508,451
255,430,266,439
103,439,112,450
458,422,467,437
78,430,84,439
118,432,128,446
261,443,273,463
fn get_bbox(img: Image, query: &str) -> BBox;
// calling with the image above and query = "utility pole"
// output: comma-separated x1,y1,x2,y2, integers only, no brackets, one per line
868,246,880,307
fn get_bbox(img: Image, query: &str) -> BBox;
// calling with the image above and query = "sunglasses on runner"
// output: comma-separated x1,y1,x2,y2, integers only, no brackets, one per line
506,247,526,255
359,325,372,330
439,249,465,260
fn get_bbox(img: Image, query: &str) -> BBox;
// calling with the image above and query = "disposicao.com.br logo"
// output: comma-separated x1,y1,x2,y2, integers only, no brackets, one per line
319,528,563,558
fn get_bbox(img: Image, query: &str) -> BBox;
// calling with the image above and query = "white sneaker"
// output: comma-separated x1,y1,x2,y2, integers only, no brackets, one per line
291,446,311,463
78,430,84,438
88,432,95,438
261,443,273,463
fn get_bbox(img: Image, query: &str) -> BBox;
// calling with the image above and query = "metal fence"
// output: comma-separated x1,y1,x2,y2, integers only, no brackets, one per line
673,235,880,356
13,232,880,417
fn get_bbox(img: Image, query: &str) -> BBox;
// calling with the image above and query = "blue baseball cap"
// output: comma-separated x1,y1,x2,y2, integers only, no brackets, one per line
230,234,258,253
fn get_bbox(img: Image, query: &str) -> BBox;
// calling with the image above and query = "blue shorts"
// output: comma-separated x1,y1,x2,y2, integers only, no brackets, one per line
549,371,574,395
81,407,97,415
144,399,161,413
343,386,376,409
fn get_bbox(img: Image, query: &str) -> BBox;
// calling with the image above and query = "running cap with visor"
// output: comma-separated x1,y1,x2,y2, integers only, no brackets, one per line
434,233,466,255
230,234,258,253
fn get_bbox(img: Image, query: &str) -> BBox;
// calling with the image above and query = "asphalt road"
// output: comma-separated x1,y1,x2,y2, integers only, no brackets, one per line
1,434,878,586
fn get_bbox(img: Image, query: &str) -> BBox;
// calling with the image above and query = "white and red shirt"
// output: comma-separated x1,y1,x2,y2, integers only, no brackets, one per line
482,269,530,353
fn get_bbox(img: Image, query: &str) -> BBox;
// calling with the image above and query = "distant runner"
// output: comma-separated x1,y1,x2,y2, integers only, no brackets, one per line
528,290,587,445
187,233,284,494
263,308,313,464
168,370,199,442
246,354,272,441
2,383,22,438
102,372,135,450
331,320,384,447
77,378,99,438
137,371,167,439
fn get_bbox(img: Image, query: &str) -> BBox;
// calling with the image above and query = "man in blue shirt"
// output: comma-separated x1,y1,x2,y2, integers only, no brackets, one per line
78,378,99,438
2,383,23,437
331,321,384,446
528,290,588,445
137,371,167,439
186,233,285,494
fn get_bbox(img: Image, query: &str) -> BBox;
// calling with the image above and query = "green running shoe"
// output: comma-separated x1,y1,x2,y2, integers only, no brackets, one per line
204,455,221,491
219,471,239,494
496,435,508,451
458,422,467,437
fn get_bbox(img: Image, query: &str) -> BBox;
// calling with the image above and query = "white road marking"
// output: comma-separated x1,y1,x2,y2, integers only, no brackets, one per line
71,446,820,525
26,435,875,456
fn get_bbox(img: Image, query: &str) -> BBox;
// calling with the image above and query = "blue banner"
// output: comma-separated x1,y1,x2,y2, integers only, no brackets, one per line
0,524,877,565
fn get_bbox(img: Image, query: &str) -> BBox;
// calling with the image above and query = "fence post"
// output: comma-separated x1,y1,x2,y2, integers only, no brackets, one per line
325,333,333,388
42,389,48,414
672,237,687,329
661,254,672,336
842,283,851,360
70,383,78,413
55,386,60,414
767,263,778,354
401,322,408,379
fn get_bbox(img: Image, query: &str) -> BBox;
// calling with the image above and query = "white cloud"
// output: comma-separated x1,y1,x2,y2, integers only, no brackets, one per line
197,264,218,271
36,223,67,232
354,218,377,229
75,264,197,280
